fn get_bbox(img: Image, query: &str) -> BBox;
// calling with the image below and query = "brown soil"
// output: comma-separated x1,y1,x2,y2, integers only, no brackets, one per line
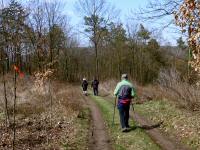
132,112,190,150
80,94,113,150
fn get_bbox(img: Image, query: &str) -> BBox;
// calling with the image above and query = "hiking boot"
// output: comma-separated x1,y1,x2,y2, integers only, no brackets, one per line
122,128,127,132
126,127,131,131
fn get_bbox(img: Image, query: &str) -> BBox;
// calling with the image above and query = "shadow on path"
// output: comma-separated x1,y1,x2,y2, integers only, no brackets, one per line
126,121,164,132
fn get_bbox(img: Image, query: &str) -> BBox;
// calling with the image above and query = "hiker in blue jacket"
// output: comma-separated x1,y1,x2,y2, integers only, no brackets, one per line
114,74,135,132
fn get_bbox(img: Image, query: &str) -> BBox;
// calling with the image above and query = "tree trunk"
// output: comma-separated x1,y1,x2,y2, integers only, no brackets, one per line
94,41,99,79
3,61,10,129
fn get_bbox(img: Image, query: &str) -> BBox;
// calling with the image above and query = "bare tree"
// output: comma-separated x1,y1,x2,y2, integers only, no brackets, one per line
75,0,117,78
26,0,47,71
44,0,66,64
0,0,10,129
137,0,181,19
133,0,183,37
2,58,10,129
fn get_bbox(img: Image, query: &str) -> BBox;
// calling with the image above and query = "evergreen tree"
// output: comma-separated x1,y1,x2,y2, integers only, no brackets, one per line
0,0,27,67
137,24,151,44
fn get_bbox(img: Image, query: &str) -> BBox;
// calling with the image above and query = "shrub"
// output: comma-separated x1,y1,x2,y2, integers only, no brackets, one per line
157,69,200,111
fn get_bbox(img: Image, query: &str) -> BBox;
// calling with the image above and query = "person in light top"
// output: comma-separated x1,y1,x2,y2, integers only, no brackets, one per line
114,74,135,132
82,78,88,96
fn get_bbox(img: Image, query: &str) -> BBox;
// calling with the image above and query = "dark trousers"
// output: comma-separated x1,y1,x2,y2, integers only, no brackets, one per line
93,88,98,96
118,105,130,128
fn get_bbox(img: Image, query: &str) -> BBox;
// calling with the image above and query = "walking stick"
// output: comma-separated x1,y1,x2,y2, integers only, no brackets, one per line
130,100,135,127
131,102,134,112
112,97,117,126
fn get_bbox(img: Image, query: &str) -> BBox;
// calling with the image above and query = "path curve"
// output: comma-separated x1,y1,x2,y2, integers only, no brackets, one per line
81,94,113,150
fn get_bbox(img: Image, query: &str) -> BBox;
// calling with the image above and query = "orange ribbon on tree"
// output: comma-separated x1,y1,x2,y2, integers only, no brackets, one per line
13,65,24,78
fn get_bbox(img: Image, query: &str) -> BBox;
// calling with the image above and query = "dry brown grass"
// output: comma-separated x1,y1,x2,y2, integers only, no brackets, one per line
157,69,200,111
0,76,88,150
99,79,162,103
99,71,200,111
99,79,117,95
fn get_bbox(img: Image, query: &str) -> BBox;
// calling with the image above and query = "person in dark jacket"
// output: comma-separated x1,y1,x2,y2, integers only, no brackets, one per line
82,78,88,95
91,78,99,96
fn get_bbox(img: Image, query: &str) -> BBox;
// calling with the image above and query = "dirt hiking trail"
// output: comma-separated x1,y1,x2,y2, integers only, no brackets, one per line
132,112,190,150
80,92,113,150
79,88,190,150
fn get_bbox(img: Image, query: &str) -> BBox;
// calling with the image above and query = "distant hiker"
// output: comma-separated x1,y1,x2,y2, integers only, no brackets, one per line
82,78,88,95
91,78,99,96
114,74,135,132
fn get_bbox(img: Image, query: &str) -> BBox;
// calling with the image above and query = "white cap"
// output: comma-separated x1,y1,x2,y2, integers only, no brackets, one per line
83,78,86,81
121,74,128,79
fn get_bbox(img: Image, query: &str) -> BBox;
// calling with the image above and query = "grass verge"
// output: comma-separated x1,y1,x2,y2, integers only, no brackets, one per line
135,99,200,150
89,94,161,150
62,108,90,150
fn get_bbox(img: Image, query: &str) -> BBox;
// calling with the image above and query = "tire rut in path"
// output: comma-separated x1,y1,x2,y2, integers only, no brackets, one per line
132,112,190,150
81,94,113,150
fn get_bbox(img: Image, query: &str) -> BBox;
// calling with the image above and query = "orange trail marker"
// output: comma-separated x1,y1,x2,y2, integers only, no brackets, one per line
13,65,25,78
13,65,19,72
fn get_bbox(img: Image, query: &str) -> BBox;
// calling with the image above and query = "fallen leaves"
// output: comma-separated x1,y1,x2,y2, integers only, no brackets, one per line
0,82,86,149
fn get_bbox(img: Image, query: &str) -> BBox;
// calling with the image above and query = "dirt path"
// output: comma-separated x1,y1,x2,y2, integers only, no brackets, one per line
100,93,190,150
80,93,113,150
132,112,190,150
